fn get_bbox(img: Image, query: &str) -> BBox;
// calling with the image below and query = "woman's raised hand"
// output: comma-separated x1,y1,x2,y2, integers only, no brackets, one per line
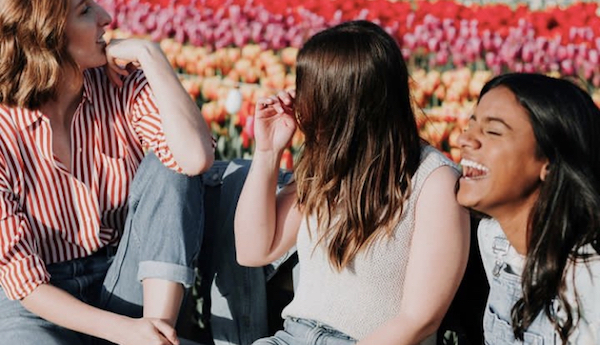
253,90,297,154
104,38,161,87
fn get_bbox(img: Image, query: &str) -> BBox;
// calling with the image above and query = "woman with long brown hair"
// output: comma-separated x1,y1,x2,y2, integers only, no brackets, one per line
234,20,470,345
0,0,214,344
458,73,600,344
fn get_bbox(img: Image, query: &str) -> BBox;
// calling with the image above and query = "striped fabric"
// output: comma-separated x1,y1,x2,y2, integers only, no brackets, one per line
0,68,180,300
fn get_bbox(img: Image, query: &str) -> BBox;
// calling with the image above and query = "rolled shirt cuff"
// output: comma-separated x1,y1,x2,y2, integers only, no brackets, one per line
0,255,49,300
137,260,195,288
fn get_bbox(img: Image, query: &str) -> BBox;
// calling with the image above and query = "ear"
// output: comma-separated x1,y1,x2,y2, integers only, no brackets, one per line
540,161,550,181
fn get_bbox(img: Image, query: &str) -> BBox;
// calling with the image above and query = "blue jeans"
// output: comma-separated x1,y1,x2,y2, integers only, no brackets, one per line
198,160,295,345
252,318,356,345
0,151,205,345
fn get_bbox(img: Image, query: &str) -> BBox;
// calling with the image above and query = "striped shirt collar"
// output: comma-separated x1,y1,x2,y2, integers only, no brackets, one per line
7,69,95,131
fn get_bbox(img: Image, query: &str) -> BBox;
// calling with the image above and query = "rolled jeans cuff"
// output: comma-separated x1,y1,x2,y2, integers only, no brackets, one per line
137,260,195,288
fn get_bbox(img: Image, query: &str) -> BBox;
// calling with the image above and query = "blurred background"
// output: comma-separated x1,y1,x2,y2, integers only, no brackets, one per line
100,0,600,167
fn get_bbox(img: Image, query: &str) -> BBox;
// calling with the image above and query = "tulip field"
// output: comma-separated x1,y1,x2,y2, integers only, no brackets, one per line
102,0,600,167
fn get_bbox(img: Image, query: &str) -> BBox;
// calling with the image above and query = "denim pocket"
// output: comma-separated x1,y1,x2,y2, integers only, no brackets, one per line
484,305,546,345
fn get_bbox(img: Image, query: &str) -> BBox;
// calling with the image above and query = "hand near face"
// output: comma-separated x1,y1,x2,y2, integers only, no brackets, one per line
104,38,162,87
253,90,297,154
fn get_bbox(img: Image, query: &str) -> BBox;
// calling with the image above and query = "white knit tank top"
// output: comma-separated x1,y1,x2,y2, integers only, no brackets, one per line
281,145,458,341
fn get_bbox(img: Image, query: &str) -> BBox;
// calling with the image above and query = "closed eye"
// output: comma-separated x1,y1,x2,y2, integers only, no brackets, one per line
81,4,92,15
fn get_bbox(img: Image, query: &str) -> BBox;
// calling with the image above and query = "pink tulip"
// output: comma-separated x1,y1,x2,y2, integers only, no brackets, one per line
523,63,536,73
557,46,568,61
427,38,440,52
521,44,534,63
582,62,595,81
589,49,599,65
561,60,574,75
435,51,449,65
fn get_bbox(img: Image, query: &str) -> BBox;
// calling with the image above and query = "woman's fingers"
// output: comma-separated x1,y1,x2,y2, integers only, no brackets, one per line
150,319,179,345
256,92,296,120
257,97,274,109
277,91,293,106
271,96,286,114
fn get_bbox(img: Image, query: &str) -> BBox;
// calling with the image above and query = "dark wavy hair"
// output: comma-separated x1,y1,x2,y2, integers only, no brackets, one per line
0,0,78,109
479,73,600,342
293,20,422,270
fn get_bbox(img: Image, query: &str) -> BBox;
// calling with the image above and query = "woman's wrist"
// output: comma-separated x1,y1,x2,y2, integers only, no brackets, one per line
251,149,284,169
136,40,168,69
96,312,132,344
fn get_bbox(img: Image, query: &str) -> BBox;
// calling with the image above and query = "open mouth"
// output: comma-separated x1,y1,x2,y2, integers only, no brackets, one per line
97,32,106,45
460,158,489,179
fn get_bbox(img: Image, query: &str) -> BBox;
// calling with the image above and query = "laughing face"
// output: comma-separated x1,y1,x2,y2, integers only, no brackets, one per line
65,0,112,70
456,86,548,218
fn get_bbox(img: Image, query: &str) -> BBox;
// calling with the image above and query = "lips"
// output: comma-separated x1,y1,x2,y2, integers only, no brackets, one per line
97,31,106,44
460,158,489,179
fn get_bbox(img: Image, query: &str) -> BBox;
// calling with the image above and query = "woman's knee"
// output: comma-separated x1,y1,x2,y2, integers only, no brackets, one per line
131,151,204,200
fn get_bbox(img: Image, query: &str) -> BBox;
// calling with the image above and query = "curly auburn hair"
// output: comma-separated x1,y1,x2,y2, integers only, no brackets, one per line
0,0,78,109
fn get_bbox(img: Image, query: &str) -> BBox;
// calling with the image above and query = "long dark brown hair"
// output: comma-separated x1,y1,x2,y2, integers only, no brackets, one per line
0,0,78,109
293,20,422,270
479,73,600,342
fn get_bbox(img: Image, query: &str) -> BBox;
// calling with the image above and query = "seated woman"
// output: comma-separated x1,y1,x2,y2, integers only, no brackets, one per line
234,20,470,345
457,73,600,344
0,0,214,344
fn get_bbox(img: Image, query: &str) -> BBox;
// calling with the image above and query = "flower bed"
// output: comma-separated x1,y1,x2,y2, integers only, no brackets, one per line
103,0,600,165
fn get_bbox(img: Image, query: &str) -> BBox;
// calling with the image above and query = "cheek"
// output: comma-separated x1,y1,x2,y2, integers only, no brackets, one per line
488,163,542,207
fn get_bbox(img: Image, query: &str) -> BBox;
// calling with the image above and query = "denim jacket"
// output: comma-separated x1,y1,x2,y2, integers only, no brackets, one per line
478,218,600,345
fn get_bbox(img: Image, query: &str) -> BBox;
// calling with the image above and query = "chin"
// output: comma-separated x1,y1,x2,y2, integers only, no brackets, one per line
456,188,479,210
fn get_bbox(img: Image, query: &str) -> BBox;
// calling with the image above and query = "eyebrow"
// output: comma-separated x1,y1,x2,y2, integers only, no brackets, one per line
484,116,513,130
470,114,513,130
74,0,86,9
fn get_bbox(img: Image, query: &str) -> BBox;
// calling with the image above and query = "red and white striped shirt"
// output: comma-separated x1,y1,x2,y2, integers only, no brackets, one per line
0,68,181,300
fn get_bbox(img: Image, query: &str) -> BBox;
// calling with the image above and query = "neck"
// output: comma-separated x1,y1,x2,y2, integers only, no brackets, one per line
39,69,83,128
494,212,529,255
487,194,540,255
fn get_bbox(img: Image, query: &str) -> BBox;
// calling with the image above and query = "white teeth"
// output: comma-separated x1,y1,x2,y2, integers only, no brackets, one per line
460,159,489,172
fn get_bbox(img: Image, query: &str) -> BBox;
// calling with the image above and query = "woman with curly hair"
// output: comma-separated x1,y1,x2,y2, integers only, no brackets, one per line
0,0,214,344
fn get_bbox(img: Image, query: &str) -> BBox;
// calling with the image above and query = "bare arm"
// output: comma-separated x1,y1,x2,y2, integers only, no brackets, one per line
21,284,179,345
105,39,214,175
358,165,470,345
234,91,302,267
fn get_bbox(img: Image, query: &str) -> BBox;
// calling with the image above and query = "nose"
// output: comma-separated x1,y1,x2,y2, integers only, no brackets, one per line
97,4,112,27
457,126,481,152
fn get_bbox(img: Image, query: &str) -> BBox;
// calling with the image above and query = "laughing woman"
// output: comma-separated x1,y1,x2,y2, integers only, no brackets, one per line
0,0,213,344
458,73,600,344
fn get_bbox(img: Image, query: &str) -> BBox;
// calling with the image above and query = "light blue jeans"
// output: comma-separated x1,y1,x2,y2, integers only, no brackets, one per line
0,151,205,345
252,318,356,345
